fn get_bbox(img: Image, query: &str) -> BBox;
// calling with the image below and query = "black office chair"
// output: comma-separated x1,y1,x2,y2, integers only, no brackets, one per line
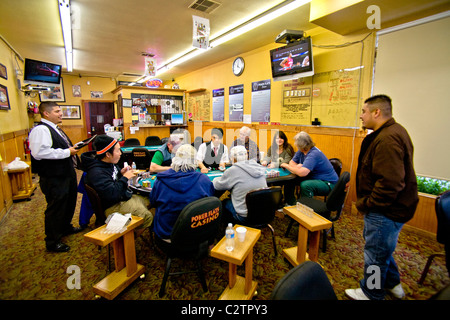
271,261,337,300
418,190,450,284
238,186,283,256
123,138,141,147
84,183,111,272
161,137,169,144
154,197,222,297
145,135,162,146
131,147,152,170
285,172,351,252
191,136,204,151
84,183,107,227
329,158,342,177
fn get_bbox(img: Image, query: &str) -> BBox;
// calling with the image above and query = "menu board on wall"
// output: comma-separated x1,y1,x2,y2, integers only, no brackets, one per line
311,69,360,128
229,84,244,122
280,77,312,125
212,88,225,121
251,79,271,122
280,69,361,127
187,91,210,121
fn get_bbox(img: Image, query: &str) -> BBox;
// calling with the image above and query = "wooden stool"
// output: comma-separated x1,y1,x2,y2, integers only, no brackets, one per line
7,166,36,201
84,216,145,300
211,225,261,300
282,205,332,267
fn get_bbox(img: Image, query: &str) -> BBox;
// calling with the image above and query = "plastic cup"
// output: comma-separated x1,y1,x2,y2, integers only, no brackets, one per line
236,227,247,242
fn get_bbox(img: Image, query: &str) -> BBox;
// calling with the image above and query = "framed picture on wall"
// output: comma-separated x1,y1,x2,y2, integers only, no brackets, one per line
0,84,10,110
39,78,65,102
0,63,7,80
61,105,81,119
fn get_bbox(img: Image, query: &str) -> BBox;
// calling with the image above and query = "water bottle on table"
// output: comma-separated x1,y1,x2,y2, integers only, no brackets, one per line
225,223,235,252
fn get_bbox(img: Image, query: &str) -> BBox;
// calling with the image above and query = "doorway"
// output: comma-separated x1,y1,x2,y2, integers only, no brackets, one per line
84,101,115,148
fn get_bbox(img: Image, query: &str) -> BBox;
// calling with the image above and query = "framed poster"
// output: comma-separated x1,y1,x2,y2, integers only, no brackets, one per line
39,79,65,102
61,105,81,119
0,63,7,80
0,84,10,110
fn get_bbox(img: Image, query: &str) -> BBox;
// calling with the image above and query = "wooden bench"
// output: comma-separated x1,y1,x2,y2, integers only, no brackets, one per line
84,216,145,300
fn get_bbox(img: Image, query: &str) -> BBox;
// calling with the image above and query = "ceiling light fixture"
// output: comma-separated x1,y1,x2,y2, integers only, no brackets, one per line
58,0,73,72
156,0,311,76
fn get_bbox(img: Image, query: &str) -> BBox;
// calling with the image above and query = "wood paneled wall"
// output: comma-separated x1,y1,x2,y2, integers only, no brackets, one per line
187,121,364,211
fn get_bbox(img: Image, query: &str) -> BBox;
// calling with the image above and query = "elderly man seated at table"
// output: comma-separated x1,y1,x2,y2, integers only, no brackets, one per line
230,126,261,163
197,127,230,173
81,135,153,233
212,145,267,223
150,144,215,241
150,134,182,173
281,131,338,204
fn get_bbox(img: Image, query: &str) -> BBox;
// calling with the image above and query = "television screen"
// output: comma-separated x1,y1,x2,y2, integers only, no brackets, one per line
270,37,314,81
171,113,184,125
24,58,62,85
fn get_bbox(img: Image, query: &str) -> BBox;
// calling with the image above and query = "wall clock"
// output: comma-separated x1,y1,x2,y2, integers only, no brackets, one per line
232,57,245,76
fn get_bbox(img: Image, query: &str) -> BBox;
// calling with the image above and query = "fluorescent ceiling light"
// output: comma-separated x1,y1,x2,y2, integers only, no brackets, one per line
156,0,311,75
58,0,73,72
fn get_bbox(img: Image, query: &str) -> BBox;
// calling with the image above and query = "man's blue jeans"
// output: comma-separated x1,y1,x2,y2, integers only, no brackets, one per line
360,211,404,300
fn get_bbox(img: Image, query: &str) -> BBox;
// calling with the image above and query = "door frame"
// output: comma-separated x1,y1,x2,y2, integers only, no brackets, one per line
82,99,116,137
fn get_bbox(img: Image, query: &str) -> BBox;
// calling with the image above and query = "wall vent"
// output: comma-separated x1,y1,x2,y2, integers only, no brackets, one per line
189,0,221,14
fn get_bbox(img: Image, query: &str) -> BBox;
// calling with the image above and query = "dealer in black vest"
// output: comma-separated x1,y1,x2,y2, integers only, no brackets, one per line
196,127,229,173
29,101,83,252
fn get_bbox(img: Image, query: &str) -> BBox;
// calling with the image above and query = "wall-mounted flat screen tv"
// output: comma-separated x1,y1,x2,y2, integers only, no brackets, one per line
24,58,62,85
270,37,314,81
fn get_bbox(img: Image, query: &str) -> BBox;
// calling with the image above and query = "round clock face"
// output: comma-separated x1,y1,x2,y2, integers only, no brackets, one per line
232,57,245,76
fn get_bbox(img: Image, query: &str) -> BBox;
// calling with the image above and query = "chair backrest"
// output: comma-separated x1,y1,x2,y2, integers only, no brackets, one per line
161,137,169,144
329,158,342,177
123,138,140,147
170,197,222,248
84,183,107,225
245,186,283,226
131,147,152,170
436,189,450,244
325,171,350,214
191,136,204,151
271,261,337,300
145,136,162,146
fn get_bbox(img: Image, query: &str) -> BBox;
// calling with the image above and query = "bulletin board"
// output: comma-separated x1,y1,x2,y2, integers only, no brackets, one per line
280,69,361,128
187,91,210,121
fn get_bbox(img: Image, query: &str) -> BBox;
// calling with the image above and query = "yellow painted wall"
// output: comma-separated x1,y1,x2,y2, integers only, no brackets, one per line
0,40,29,135
176,27,376,123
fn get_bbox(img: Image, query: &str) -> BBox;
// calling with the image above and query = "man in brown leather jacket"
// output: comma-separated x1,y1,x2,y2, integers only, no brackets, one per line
346,95,418,300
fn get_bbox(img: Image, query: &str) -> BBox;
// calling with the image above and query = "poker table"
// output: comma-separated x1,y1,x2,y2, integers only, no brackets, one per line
121,145,160,153
129,167,295,194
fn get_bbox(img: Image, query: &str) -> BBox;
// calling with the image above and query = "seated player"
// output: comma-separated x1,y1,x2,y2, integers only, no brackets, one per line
281,131,338,203
81,135,153,232
149,134,182,173
230,126,261,163
150,144,215,241
261,130,294,168
197,127,229,173
212,145,267,222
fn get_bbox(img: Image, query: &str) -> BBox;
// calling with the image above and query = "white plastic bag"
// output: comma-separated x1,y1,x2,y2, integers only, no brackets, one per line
6,157,29,171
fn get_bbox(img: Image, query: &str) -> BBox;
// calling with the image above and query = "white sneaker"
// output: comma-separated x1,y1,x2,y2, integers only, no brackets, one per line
345,288,370,300
387,283,405,299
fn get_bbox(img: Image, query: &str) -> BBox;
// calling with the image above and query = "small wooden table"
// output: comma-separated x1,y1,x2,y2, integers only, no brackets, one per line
211,225,261,300
84,216,145,300
282,205,332,267
7,166,36,201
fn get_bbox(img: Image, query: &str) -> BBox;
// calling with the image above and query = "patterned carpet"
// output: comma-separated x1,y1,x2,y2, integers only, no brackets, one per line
0,170,448,301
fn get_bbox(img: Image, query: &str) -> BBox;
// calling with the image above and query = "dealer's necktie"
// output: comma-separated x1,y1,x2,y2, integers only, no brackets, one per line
57,126,78,168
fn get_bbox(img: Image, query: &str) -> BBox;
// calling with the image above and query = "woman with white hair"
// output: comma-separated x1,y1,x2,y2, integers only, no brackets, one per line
213,145,267,222
150,144,215,241
281,131,338,203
